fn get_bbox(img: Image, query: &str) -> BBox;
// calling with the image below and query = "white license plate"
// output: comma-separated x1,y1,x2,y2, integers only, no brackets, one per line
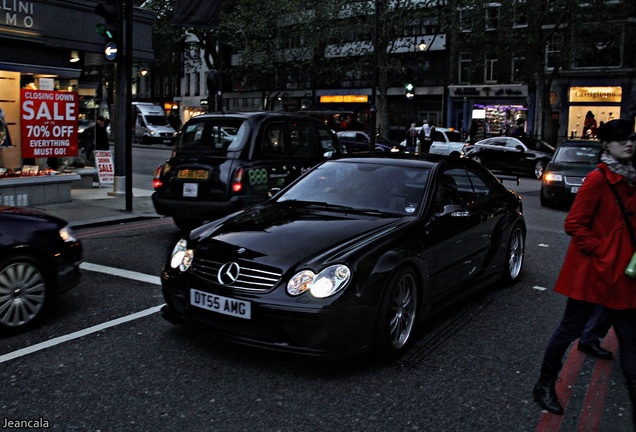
570,186,580,193
190,289,251,319
183,183,198,197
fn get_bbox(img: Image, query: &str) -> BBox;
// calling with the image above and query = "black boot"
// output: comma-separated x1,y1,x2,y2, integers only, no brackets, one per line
627,379,636,430
533,365,564,415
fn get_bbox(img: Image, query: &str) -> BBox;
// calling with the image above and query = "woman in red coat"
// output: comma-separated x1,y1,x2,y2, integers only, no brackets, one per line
533,119,636,426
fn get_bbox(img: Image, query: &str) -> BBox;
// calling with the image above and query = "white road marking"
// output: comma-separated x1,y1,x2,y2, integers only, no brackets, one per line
0,263,163,364
0,305,163,364
532,286,547,291
80,262,161,286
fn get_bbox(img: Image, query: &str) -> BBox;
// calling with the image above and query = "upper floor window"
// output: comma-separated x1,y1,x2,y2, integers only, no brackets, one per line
184,73,191,97
512,0,528,28
485,3,500,31
572,24,622,68
545,33,563,68
459,52,472,83
459,7,473,33
511,53,525,83
194,71,201,96
484,52,498,83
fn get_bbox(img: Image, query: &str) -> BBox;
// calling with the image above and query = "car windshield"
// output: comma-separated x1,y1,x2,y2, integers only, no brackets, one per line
177,119,247,154
553,146,601,164
277,160,430,215
145,115,169,126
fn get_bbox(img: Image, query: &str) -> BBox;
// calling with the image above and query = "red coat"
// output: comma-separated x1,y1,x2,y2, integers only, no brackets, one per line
554,164,636,309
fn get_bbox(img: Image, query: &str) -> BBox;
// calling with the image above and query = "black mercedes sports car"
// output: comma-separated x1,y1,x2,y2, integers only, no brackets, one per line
161,155,525,358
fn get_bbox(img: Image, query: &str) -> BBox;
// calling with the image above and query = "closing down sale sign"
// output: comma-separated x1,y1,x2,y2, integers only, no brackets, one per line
21,89,78,159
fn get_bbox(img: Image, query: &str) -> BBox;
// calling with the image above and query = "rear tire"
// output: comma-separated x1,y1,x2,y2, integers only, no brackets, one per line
374,267,419,359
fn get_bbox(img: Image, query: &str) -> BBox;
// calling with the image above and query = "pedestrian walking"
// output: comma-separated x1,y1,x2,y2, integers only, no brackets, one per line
419,119,432,153
532,119,636,428
404,122,418,153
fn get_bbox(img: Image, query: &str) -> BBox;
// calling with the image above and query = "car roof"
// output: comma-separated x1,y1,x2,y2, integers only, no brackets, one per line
185,111,324,123
559,139,602,147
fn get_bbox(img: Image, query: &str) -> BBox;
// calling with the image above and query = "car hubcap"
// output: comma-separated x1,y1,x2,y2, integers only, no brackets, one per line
389,274,417,349
535,163,545,179
0,262,46,328
508,228,524,280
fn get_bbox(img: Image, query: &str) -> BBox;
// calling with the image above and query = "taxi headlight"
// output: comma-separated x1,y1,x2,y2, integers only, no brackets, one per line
543,172,563,183
287,265,351,298
170,239,193,272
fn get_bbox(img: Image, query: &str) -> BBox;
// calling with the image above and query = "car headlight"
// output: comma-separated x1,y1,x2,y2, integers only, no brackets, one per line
287,264,351,298
59,225,77,243
543,172,563,183
170,239,194,272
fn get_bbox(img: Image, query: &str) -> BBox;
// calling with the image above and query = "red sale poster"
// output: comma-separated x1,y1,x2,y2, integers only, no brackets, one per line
20,89,78,159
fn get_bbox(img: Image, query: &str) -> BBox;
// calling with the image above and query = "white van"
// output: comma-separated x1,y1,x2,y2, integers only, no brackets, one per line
132,102,177,145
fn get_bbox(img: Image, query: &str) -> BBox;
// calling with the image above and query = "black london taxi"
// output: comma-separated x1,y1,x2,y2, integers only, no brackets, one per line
152,112,342,230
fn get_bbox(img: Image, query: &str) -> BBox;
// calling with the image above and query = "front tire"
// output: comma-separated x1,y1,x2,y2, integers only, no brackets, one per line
501,223,525,284
0,256,50,334
375,267,419,358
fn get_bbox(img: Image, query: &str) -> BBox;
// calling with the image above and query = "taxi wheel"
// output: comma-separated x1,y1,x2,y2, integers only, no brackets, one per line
375,267,419,358
0,256,50,335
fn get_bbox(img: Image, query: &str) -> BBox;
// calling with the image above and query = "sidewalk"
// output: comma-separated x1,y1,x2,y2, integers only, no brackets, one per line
34,184,162,229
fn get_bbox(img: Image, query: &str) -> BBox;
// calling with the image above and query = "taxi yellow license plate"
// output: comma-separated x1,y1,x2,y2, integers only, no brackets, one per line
190,289,251,319
178,169,209,180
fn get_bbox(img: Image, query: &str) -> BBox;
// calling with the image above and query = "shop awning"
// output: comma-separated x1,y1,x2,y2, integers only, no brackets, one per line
0,61,82,79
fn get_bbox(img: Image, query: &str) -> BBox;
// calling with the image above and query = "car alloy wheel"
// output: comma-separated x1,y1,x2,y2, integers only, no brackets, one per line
470,155,481,164
376,267,418,356
0,258,48,332
502,224,525,283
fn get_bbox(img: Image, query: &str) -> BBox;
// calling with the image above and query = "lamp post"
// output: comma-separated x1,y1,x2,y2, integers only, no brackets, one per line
369,0,379,152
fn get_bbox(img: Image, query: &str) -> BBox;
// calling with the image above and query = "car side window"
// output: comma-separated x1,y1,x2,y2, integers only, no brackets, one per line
289,121,321,158
434,168,465,212
431,131,444,142
262,122,286,158
318,128,336,152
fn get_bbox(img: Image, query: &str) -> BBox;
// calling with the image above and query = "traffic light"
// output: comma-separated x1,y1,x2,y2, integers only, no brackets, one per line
95,0,120,44
404,82,415,99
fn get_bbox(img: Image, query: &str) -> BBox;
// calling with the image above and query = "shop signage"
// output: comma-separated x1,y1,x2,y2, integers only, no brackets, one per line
449,85,528,98
94,150,114,185
20,89,78,159
319,95,369,103
569,86,622,103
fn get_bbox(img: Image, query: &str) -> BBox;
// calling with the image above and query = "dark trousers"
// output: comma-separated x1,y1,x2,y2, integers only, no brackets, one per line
542,298,636,382
579,304,612,346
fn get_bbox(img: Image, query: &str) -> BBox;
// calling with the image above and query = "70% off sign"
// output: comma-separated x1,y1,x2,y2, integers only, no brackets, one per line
20,89,78,159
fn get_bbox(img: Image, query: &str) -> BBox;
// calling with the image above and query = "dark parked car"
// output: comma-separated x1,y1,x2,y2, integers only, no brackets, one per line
540,139,602,208
152,112,342,231
464,136,556,179
336,130,396,152
161,155,526,358
0,207,83,335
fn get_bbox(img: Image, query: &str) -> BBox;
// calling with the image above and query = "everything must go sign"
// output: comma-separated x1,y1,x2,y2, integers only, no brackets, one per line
20,89,78,159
